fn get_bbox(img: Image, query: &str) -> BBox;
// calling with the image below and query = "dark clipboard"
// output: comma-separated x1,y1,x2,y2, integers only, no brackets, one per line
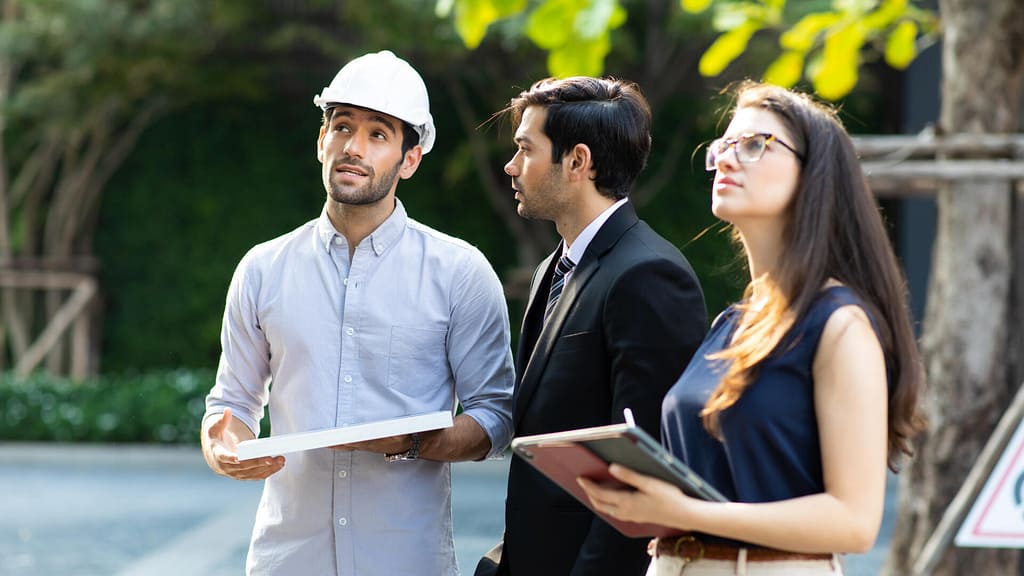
510,423,728,538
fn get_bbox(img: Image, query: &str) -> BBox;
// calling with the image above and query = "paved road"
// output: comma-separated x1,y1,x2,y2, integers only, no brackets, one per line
0,443,896,575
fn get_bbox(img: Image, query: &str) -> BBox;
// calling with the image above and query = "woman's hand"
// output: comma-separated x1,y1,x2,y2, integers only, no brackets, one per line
577,464,695,529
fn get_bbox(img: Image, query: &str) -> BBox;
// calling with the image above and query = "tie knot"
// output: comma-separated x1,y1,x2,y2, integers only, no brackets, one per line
554,255,576,277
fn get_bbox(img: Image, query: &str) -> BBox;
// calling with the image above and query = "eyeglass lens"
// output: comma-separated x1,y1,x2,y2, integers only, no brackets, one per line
705,134,768,170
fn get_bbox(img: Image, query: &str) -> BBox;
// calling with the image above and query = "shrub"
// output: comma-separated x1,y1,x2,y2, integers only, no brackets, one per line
0,369,224,445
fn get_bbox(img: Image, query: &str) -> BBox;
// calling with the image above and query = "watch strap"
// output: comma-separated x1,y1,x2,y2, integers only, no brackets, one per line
385,432,420,462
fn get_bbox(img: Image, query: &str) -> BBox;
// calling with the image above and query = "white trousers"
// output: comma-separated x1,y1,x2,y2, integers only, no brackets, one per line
646,549,845,576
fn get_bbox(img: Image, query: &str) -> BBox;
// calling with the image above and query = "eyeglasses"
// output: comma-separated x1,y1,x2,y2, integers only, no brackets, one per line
705,132,803,171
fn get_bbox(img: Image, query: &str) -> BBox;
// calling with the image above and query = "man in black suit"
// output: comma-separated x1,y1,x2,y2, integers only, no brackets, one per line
485,77,708,575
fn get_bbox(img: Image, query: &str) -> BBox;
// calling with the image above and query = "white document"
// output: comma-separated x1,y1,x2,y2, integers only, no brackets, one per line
235,410,454,460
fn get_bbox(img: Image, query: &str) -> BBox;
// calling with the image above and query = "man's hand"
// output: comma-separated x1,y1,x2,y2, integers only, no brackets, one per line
202,408,285,480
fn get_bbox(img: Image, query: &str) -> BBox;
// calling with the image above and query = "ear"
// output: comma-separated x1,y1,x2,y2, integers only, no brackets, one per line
316,127,326,163
565,143,593,182
398,145,424,180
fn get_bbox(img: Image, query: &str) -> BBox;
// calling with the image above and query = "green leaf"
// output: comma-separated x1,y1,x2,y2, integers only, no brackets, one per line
608,2,628,28
453,0,527,49
780,12,841,51
862,0,905,31
814,23,864,99
699,21,761,77
526,0,578,50
679,0,713,13
884,20,917,69
547,33,611,77
763,50,805,88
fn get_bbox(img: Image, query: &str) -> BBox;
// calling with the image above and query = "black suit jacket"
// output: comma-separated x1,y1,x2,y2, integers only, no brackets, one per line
497,203,707,576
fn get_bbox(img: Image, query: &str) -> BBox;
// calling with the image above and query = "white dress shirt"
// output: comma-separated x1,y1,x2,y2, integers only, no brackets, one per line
205,198,515,575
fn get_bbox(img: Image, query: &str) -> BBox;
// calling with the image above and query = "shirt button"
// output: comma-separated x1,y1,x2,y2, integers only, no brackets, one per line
338,470,347,479
343,278,349,286
344,375,353,383
338,518,347,526
346,327,354,336
334,237,343,245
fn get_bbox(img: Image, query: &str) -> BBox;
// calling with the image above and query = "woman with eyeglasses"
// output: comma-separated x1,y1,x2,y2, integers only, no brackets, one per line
578,81,926,575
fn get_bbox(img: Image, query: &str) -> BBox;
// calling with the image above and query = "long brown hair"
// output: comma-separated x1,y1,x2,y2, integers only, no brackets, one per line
701,82,926,470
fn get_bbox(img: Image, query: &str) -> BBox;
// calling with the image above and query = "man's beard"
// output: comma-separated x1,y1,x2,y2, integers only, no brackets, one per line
327,157,403,206
514,164,563,221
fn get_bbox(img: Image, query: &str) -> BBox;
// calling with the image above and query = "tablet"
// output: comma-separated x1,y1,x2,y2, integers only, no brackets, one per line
511,423,727,537
235,411,453,460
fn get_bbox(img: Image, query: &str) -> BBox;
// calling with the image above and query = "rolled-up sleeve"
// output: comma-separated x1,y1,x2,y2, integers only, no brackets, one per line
446,248,515,459
204,251,271,436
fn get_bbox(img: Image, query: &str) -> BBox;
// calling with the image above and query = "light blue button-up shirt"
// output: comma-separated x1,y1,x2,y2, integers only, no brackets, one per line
205,199,515,575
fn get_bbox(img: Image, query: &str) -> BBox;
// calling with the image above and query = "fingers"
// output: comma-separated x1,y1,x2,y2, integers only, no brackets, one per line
577,477,624,516
207,407,233,439
608,463,643,485
219,455,286,481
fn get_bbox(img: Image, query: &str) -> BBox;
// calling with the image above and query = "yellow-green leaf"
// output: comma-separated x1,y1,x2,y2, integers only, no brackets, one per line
813,22,865,99
814,25,862,99
526,0,576,50
780,12,841,51
699,21,760,77
453,0,498,49
763,51,805,88
608,3,627,29
548,33,611,77
680,0,712,13
884,20,917,69
813,59,857,100
453,0,526,49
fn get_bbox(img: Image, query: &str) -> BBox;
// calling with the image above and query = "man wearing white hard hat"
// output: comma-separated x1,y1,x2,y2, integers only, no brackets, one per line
201,50,514,575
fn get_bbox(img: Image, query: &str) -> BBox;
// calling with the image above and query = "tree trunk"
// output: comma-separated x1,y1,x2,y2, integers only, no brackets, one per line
884,1,1024,574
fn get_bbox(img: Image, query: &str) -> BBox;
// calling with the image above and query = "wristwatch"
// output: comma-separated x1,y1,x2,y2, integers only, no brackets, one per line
385,432,420,462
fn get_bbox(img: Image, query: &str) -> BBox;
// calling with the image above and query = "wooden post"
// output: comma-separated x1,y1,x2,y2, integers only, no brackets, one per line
9,274,97,379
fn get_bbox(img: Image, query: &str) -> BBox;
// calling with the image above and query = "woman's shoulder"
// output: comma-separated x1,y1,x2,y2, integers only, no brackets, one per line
806,283,880,344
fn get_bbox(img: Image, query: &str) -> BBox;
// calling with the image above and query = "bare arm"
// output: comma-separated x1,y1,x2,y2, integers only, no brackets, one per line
202,408,285,480
579,304,889,554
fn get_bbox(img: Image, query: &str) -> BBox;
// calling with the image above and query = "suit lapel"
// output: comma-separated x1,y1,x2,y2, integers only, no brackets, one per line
513,203,640,428
517,250,557,363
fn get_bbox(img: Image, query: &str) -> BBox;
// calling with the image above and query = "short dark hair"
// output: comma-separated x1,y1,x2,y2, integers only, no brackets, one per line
507,77,652,199
322,106,420,155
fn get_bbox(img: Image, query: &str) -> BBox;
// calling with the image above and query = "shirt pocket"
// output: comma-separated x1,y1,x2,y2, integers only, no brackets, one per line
387,326,449,397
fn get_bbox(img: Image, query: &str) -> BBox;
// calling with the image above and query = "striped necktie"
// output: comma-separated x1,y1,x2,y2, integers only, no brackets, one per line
544,255,576,322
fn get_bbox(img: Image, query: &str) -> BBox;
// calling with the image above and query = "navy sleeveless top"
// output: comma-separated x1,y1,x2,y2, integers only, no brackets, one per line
662,286,874,521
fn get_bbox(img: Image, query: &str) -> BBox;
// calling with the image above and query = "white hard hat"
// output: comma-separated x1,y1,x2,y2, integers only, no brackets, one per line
313,50,435,154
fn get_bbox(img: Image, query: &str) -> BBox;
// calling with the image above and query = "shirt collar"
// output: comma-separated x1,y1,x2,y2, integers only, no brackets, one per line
563,197,628,263
316,198,408,256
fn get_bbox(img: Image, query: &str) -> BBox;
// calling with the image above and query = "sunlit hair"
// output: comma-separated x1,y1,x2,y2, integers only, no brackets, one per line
505,76,652,199
702,81,926,470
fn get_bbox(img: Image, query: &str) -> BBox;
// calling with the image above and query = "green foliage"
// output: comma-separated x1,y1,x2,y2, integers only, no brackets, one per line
0,369,221,444
2,0,256,146
441,0,528,49
438,0,936,97
682,0,938,100
441,0,627,78
96,98,326,371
